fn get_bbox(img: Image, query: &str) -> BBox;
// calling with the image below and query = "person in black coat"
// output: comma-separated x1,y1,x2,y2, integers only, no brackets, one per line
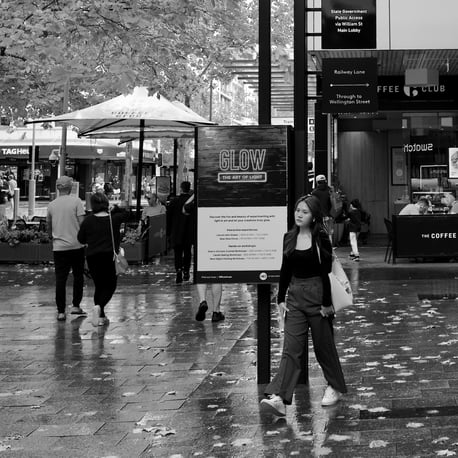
167,181,195,283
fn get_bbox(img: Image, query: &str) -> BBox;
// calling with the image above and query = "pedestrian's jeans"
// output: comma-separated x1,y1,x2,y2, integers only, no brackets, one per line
349,232,359,256
53,248,85,313
265,276,347,404
86,252,117,317
174,243,192,273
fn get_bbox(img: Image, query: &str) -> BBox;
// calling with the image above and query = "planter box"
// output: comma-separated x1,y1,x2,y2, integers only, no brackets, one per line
121,241,146,264
37,244,53,262
0,243,53,264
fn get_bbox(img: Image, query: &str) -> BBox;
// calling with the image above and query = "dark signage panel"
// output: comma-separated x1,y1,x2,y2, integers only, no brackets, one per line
322,0,376,49
393,215,458,260
322,58,378,113
195,126,289,284
377,75,458,111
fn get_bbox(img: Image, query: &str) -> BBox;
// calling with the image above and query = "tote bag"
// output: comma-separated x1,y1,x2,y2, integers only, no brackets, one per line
109,212,129,275
317,244,353,312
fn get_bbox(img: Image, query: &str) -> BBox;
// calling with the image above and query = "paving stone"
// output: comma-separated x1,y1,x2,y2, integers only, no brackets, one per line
1,252,458,456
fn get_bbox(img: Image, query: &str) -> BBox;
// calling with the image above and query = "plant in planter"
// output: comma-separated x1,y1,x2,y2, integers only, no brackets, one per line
0,222,52,263
121,226,146,263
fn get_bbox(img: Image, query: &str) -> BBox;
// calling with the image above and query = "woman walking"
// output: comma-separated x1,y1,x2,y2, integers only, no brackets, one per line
78,193,126,326
260,195,347,416
347,199,362,262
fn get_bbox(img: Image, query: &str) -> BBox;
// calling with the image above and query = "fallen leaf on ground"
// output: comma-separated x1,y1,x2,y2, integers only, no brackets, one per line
369,440,389,448
231,438,253,447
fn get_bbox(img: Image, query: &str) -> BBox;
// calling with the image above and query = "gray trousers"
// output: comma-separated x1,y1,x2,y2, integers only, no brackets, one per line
265,276,347,404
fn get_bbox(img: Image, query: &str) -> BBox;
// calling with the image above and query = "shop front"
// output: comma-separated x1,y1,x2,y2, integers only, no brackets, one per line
331,75,458,235
0,126,157,201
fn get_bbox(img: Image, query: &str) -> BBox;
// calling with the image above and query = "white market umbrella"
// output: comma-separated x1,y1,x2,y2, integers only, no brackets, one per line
28,87,214,215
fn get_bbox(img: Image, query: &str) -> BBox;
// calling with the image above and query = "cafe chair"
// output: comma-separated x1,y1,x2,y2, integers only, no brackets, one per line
31,216,47,232
384,218,393,264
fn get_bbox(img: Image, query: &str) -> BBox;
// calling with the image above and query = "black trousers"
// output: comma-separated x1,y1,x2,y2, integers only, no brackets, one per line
265,276,347,404
174,243,192,272
86,252,117,317
53,248,85,313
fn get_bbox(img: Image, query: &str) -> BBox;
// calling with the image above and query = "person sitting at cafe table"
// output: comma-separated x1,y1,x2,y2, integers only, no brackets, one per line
399,197,430,216
449,194,458,214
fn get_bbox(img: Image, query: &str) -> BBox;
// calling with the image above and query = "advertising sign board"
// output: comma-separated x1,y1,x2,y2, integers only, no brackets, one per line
322,0,376,49
195,126,289,284
322,58,378,113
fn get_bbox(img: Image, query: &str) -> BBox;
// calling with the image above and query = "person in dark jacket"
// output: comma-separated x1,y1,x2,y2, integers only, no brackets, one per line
167,181,195,284
77,193,127,326
312,175,332,217
260,195,347,417
347,199,362,262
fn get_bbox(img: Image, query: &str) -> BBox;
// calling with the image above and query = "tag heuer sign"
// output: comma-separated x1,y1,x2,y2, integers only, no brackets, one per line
322,0,376,50
0,147,29,159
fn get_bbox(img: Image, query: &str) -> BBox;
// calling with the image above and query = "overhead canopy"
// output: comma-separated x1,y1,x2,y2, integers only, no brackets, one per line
27,87,214,135
82,126,195,142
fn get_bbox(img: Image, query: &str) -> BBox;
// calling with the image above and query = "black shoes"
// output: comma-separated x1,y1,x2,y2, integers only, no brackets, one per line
195,301,208,321
183,271,190,281
211,312,225,323
176,270,183,284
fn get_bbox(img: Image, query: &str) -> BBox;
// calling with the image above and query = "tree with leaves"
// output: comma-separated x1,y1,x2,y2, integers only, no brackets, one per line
0,0,257,121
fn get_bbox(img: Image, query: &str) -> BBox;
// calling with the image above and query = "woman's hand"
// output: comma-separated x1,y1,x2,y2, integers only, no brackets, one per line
320,305,335,318
277,302,289,331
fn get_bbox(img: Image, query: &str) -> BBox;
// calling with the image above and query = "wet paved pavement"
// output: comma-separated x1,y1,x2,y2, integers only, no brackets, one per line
1,248,458,457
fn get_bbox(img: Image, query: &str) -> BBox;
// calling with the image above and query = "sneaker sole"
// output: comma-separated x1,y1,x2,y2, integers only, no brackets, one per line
321,397,342,407
195,303,208,321
260,400,286,417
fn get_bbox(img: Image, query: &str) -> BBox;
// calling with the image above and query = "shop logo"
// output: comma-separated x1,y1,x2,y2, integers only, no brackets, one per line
403,86,419,97
403,143,433,153
259,272,268,281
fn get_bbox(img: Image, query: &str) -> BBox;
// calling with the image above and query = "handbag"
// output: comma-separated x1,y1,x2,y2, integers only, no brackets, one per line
317,244,353,312
109,211,129,275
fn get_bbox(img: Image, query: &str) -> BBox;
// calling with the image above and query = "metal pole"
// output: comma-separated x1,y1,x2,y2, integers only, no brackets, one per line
259,0,271,124
173,139,178,196
135,119,145,219
294,0,308,199
258,0,272,385
28,123,36,217
59,78,69,178
294,0,309,385
209,80,213,122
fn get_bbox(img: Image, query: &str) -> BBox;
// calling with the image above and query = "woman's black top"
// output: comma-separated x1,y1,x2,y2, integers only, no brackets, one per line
278,232,333,307
348,208,362,232
78,207,127,257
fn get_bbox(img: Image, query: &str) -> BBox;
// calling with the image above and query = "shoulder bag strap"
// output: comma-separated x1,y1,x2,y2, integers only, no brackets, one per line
108,211,116,255
316,242,321,264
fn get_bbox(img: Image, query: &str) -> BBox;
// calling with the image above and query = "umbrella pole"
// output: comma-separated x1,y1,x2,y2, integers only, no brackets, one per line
135,119,145,220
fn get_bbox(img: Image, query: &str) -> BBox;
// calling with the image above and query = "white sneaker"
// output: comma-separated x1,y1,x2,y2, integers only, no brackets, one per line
260,394,286,416
321,385,342,406
92,305,101,327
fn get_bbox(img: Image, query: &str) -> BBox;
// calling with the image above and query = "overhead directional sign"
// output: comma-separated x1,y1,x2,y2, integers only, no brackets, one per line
322,0,376,49
322,58,378,113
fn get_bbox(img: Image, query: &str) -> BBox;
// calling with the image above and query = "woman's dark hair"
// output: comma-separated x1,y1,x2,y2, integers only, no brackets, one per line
284,195,328,257
91,192,109,213
350,198,362,210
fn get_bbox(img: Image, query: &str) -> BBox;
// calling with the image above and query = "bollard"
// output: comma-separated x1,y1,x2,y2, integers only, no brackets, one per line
13,187,20,223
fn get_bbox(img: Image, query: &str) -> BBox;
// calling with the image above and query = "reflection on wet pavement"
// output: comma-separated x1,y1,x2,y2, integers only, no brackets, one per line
0,250,458,456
